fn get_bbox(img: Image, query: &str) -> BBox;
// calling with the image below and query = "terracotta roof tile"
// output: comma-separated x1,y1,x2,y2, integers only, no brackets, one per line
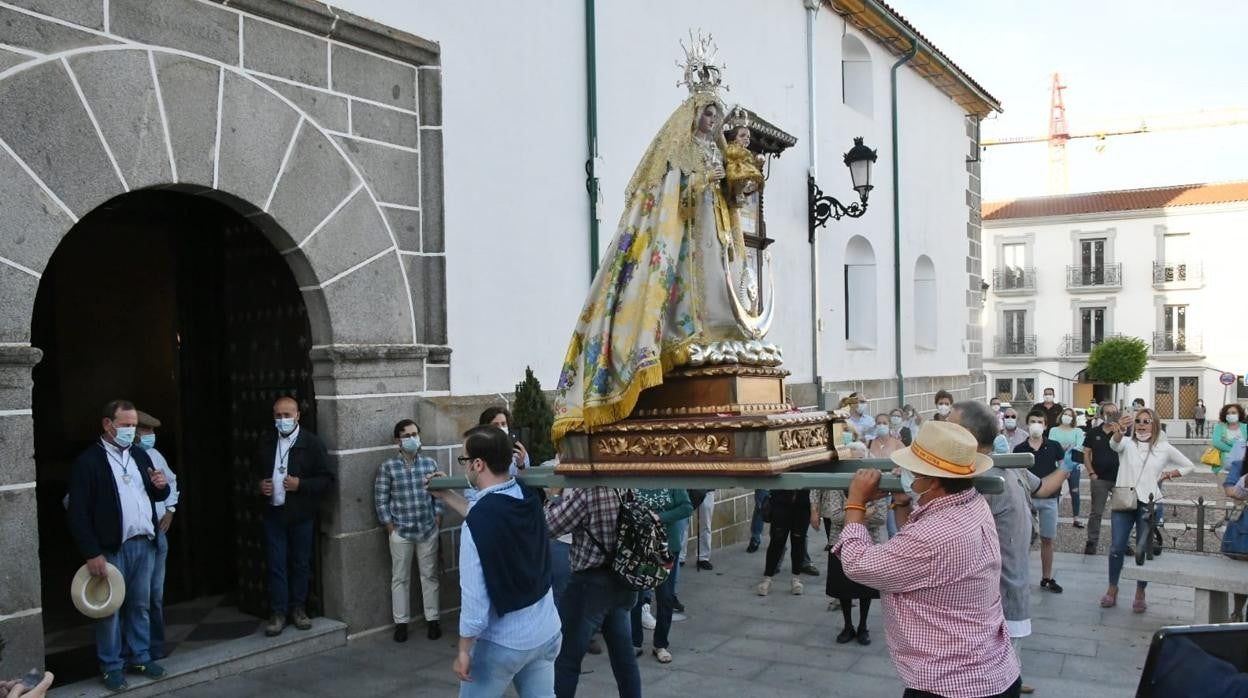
982,181,1248,220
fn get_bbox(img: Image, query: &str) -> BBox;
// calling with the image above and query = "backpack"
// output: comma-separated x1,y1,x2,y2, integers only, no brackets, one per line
585,489,674,591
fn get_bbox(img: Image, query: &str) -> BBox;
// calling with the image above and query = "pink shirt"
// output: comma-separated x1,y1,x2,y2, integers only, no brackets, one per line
834,488,1019,698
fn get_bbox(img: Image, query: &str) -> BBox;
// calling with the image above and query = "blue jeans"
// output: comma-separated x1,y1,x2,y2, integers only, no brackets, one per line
1109,504,1150,588
1067,458,1082,516
263,510,314,615
150,530,169,659
461,632,561,698
750,490,769,545
96,537,156,672
669,518,688,592
550,539,571,610
555,568,640,698
631,568,676,650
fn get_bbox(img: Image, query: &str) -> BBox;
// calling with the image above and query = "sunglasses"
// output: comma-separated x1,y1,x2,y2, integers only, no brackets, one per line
1134,419,1152,426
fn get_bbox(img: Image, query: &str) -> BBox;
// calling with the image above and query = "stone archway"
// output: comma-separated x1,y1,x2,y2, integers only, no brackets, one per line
0,43,436,672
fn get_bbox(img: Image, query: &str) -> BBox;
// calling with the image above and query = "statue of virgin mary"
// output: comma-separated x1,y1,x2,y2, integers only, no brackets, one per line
552,38,776,444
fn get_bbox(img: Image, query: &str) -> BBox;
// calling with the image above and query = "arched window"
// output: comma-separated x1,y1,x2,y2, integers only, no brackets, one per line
841,35,873,116
914,255,937,349
844,235,877,348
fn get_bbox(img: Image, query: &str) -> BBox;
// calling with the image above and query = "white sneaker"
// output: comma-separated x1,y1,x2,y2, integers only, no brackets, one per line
671,612,688,622
791,577,804,595
641,603,657,630
756,577,772,596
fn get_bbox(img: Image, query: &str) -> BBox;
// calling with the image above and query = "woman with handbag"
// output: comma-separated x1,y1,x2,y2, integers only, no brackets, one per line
812,488,884,645
1102,408,1194,612
1209,403,1246,475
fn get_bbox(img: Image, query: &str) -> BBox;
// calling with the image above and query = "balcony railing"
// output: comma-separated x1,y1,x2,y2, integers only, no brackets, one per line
1059,332,1120,356
995,335,1036,357
1066,263,1122,289
991,267,1036,293
1153,331,1202,355
1152,261,1203,287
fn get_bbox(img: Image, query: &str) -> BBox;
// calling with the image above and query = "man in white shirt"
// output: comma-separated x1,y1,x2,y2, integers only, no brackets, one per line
67,400,170,691
135,410,179,660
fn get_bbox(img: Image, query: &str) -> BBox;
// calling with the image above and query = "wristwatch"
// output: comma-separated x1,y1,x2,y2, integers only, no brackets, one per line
166,507,176,513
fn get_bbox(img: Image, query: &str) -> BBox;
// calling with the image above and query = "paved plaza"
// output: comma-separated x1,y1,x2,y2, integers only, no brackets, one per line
159,546,1191,697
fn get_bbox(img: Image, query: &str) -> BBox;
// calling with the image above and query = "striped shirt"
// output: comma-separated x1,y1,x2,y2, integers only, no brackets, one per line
373,453,443,540
459,478,561,649
834,488,1019,697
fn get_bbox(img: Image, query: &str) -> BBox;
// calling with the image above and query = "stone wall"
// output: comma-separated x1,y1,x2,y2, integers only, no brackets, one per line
0,0,447,671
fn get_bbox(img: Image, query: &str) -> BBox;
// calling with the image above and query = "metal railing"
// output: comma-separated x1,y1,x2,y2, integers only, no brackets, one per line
1066,263,1122,289
1059,332,1120,356
1150,496,1238,555
1152,260,1202,286
994,335,1036,357
991,267,1036,293
1152,331,1202,354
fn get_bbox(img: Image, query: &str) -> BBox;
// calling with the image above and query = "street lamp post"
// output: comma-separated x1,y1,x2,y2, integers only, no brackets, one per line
808,137,878,241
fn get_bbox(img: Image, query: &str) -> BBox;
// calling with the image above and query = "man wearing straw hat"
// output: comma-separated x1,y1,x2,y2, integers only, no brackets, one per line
67,399,171,692
833,420,1021,698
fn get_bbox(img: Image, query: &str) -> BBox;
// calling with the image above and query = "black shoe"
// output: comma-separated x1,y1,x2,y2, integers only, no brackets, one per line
1041,578,1063,594
697,560,714,571
856,629,871,646
836,627,856,644
797,562,820,577
394,623,408,642
746,540,760,553
1072,519,1084,529
1083,542,1097,555
427,620,442,640
671,596,685,613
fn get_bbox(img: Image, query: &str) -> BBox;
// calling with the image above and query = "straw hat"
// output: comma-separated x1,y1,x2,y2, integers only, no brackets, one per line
70,562,125,618
889,420,993,479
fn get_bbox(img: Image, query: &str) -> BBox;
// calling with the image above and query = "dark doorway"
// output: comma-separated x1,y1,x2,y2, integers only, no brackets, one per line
32,190,317,680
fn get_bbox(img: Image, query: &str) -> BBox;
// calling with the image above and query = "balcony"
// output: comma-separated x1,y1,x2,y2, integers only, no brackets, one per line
1059,333,1121,357
1066,263,1122,291
1152,261,1203,289
995,335,1036,358
1152,331,1203,357
991,267,1036,295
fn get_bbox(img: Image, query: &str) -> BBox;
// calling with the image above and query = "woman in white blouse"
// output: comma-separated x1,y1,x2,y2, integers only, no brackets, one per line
1101,408,1193,613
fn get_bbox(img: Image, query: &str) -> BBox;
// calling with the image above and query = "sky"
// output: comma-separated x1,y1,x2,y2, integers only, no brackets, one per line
890,0,1248,201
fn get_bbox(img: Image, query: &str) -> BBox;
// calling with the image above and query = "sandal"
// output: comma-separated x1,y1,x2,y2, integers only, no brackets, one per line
652,647,672,663
1133,596,1147,614
1100,592,1117,608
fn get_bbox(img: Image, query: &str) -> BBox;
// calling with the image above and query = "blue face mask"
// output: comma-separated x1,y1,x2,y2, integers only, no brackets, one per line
275,418,297,436
876,425,891,439
113,426,136,449
400,436,421,454
900,469,931,502
841,431,853,446
138,433,156,450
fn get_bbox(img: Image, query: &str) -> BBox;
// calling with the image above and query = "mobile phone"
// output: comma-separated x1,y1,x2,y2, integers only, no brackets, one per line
21,668,43,689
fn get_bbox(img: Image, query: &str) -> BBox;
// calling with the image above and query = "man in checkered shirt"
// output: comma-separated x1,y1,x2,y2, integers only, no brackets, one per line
834,421,1022,698
545,486,641,698
374,419,443,643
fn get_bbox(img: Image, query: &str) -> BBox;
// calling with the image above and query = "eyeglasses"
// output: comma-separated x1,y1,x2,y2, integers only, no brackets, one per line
1134,419,1152,426
456,455,474,464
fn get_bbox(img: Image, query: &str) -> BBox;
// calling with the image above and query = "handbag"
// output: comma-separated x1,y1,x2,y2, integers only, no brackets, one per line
1111,451,1151,512
1200,446,1222,467
1222,507,1248,561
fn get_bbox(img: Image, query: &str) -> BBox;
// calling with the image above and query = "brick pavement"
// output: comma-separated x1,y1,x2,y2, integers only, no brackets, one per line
159,544,1192,697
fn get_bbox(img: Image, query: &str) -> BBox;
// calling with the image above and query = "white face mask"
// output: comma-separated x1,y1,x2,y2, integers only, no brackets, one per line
1003,418,1017,429
1229,413,1241,424
1028,423,1045,438
936,404,951,416
1043,395,1055,404
1060,415,1073,426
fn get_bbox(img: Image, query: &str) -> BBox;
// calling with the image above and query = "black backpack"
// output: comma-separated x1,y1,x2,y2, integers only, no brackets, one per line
585,489,674,591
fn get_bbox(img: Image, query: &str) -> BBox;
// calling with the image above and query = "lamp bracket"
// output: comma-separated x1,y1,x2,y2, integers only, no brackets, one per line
808,174,868,242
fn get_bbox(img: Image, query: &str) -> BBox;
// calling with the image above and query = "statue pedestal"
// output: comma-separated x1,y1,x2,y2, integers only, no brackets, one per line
557,364,842,475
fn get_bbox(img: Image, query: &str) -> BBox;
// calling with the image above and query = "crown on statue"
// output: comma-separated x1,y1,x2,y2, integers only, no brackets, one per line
724,106,751,130
676,30,727,95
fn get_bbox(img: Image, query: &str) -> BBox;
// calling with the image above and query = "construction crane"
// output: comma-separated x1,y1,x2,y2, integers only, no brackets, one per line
982,72,1248,194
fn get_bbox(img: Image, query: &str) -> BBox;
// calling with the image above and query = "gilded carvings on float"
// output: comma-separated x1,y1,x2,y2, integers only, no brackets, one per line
597,434,732,457
778,426,829,452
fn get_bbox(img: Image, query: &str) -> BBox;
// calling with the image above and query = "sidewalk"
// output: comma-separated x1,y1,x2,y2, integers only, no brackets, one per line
162,547,1188,697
